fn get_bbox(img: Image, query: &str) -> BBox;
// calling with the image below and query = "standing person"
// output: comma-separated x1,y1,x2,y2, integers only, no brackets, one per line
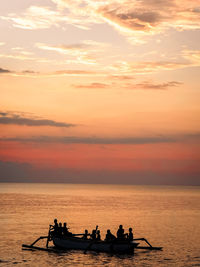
117,225,125,240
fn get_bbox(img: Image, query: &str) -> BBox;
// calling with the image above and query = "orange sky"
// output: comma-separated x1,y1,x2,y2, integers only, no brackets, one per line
0,0,200,184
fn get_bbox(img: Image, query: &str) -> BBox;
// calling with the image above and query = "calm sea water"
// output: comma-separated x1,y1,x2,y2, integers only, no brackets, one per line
0,183,200,266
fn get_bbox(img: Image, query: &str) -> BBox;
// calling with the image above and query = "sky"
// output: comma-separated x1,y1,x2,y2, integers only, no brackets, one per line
0,0,200,185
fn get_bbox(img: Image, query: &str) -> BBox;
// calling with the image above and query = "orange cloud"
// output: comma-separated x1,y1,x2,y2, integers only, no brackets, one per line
72,80,182,90
111,59,198,74
97,0,200,39
73,82,109,89
36,41,109,65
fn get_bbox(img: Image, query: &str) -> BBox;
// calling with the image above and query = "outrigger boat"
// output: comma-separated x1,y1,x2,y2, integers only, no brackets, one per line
52,236,139,253
22,224,162,254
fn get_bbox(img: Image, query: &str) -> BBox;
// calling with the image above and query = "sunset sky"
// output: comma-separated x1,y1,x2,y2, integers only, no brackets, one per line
0,0,200,185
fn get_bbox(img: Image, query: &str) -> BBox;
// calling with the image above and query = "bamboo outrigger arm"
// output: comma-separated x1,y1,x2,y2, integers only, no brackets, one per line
133,238,163,250
22,235,49,251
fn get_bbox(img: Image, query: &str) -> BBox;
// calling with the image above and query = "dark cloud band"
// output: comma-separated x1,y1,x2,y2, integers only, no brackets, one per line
0,133,200,145
0,112,76,128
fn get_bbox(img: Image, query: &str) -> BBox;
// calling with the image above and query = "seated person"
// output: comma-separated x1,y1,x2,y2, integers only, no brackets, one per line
57,222,63,236
82,229,89,240
63,222,72,237
90,229,96,240
127,227,134,241
117,225,125,240
105,229,116,241
96,230,101,241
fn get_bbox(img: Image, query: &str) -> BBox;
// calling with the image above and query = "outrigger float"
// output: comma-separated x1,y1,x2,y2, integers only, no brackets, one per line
22,224,162,254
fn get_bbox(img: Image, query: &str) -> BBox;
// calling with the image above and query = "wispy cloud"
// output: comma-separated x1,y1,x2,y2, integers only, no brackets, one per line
0,67,104,77
111,59,198,74
0,67,10,73
0,6,70,30
72,80,182,90
36,40,109,65
73,82,109,89
0,111,76,128
182,49,200,65
0,52,44,61
51,70,102,77
0,5,93,30
1,133,200,145
127,81,182,90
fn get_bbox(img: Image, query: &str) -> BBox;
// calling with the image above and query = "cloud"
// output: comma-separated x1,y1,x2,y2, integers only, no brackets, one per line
36,42,96,65
45,0,200,44
37,40,107,53
52,70,101,76
0,67,103,77
127,81,182,90
0,53,42,61
73,82,109,89
107,75,134,80
1,0,200,46
1,132,200,145
36,41,109,65
111,49,200,74
98,6,162,33
97,0,200,40
72,80,182,90
0,111,76,128
111,59,197,74
182,49,200,65
0,4,93,30
0,6,67,30
0,67,10,73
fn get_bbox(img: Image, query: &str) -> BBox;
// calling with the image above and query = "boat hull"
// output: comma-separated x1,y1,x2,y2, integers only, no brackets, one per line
52,236,139,253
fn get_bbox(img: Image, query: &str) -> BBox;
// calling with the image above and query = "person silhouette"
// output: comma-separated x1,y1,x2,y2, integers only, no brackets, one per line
105,229,116,241
82,229,89,240
128,227,134,241
58,222,63,236
117,225,125,240
52,218,58,235
96,230,101,241
91,229,96,240
62,222,68,235
63,222,72,237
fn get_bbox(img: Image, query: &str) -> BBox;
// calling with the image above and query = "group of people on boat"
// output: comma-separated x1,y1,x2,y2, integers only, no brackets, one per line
106,225,133,242
51,219,134,242
50,219,73,237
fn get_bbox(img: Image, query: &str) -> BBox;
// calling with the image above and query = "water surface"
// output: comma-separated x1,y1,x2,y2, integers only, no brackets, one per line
0,183,200,266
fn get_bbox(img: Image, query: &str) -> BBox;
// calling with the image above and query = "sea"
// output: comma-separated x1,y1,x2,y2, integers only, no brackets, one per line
0,183,200,266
